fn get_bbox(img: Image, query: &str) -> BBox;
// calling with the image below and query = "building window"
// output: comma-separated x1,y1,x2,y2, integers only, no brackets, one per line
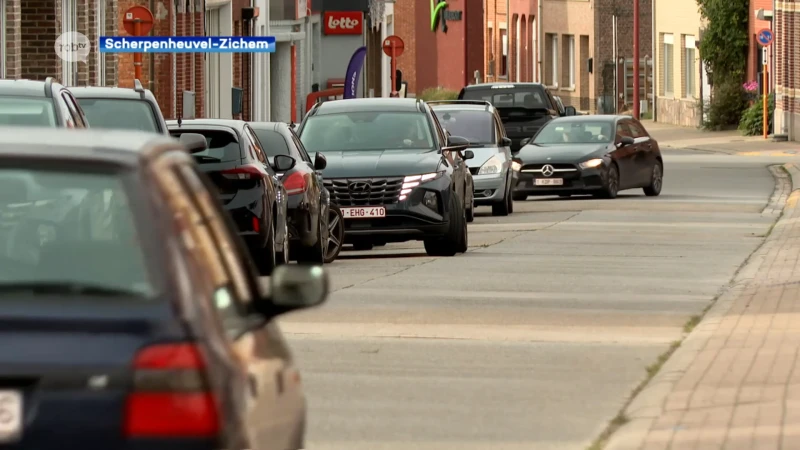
663,34,674,96
551,35,558,87
567,35,575,88
684,35,696,98
500,28,508,78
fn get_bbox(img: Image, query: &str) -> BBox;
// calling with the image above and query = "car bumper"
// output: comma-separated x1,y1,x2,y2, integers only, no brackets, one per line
472,172,509,204
513,166,606,196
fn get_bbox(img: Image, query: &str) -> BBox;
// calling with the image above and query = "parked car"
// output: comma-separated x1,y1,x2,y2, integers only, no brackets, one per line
513,115,664,199
167,119,291,273
0,126,328,450
457,82,575,153
0,77,89,128
70,79,168,133
249,121,342,263
429,100,517,217
296,98,473,256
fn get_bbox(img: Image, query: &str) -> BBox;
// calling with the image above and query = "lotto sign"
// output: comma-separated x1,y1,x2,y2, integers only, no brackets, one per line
323,11,363,35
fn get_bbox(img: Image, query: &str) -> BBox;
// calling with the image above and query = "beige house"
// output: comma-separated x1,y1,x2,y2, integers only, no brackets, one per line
654,0,710,126
541,0,594,111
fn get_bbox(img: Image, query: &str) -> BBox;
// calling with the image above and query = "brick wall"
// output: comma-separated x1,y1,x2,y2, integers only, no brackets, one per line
774,0,800,135
542,0,594,111
485,0,507,82
20,0,58,80
393,0,417,94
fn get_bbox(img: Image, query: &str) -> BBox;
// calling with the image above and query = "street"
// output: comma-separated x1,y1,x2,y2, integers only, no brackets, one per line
274,148,794,449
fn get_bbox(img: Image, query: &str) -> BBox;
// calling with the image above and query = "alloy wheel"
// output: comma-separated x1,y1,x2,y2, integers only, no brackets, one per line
652,164,662,193
326,209,343,260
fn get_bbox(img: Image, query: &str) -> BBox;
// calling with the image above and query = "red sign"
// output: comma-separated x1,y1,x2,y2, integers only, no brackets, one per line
382,35,405,57
123,5,154,36
323,11,363,35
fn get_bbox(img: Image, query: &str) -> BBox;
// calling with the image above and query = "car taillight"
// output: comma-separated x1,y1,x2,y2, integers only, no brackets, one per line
221,164,264,180
282,172,307,195
124,343,220,438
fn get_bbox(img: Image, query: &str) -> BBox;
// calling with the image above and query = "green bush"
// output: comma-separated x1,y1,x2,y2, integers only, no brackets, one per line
703,78,748,130
738,93,775,136
418,87,459,101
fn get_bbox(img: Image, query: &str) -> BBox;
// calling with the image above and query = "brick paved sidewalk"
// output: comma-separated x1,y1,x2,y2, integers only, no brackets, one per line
605,164,800,450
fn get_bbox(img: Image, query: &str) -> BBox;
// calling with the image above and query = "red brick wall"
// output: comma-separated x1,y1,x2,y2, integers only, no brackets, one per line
775,4,799,115
748,0,772,82
394,0,418,94
20,0,59,80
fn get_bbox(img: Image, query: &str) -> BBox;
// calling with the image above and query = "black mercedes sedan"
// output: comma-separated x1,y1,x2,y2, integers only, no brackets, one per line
511,115,664,200
296,98,473,257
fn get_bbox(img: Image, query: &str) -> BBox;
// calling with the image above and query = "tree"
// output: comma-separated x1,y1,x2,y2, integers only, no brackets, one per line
696,0,749,81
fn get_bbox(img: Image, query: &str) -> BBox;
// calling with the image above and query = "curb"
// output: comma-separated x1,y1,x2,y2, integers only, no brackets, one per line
602,163,800,450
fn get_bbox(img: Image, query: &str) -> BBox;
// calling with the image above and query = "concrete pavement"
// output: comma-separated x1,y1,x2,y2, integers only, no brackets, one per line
273,142,798,449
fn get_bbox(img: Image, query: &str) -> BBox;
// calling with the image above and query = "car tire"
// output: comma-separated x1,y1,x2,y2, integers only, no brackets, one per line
424,192,465,257
276,219,290,265
643,161,663,197
507,187,514,213
296,218,325,265
512,191,528,201
466,195,475,223
256,218,278,275
324,205,344,264
599,163,620,199
492,193,511,216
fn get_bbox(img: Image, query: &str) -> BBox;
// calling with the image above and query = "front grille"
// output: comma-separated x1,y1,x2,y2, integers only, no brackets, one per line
324,177,404,206
469,167,480,175
521,163,577,171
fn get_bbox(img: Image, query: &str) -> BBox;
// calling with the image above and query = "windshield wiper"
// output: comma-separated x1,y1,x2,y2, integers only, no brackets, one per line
193,155,222,163
0,282,140,296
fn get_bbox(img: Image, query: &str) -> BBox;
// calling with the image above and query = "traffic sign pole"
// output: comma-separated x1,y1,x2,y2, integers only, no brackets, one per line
763,48,768,139
123,6,155,84
382,35,405,98
390,44,398,97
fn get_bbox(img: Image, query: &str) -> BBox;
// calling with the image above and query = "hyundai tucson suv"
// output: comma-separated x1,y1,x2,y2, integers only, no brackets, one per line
0,78,88,128
296,98,473,257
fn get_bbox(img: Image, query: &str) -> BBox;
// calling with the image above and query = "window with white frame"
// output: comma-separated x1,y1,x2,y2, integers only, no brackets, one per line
551,35,558,86
663,34,674,96
500,28,508,78
567,35,575,88
684,35,696,98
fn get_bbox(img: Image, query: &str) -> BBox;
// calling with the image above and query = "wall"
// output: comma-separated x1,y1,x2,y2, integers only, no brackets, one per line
485,0,507,81
747,0,772,84
773,0,800,139
506,0,537,83
541,0,594,111
393,0,418,93
319,34,362,86
654,0,702,126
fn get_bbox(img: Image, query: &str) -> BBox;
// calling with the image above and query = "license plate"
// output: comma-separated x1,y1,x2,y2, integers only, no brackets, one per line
0,390,23,443
535,178,563,186
341,206,386,219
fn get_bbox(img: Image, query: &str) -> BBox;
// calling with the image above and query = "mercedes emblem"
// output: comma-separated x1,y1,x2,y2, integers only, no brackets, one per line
541,164,555,177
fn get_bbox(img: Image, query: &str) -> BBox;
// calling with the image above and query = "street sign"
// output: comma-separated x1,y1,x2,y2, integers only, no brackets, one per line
123,6,154,36
757,28,773,46
382,35,405,57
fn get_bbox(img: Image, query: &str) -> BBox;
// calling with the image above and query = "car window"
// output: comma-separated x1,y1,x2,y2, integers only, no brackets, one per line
170,129,243,163
76,98,158,132
300,111,435,152
289,133,313,163
428,110,447,148
533,120,615,144
460,86,549,109
252,128,292,161
494,114,506,143
244,126,268,165
0,166,155,297
0,96,57,127
432,109,496,145
61,93,88,128
627,120,648,138
616,122,633,138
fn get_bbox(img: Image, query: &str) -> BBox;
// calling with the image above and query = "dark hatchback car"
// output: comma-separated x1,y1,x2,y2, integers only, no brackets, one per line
167,119,290,273
512,115,664,199
0,78,89,128
248,122,340,263
296,98,473,257
70,80,168,133
0,127,328,450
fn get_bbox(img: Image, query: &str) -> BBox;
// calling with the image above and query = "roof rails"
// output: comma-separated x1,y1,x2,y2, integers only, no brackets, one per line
133,79,146,99
426,100,492,110
44,77,55,98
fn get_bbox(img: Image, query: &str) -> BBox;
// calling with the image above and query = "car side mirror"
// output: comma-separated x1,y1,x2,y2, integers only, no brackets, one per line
259,264,329,316
178,133,208,153
619,136,635,146
462,150,474,160
564,106,577,116
520,137,531,147
273,154,296,172
314,152,327,171
444,135,469,152
501,137,512,147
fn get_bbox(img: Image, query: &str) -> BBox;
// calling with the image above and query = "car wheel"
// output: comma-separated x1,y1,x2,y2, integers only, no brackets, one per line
296,217,325,265
324,205,344,264
600,164,620,199
466,195,475,223
512,191,528,201
257,218,278,275
276,219,290,265
643,161,663,197
492,192,511,216
424,192,464,257
507,187,514,213
458,208,469,253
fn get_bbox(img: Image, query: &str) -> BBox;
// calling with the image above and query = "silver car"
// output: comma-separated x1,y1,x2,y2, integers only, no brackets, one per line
429,100,518,217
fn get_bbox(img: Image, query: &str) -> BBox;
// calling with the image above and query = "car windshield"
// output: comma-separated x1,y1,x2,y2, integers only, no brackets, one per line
533,121,614,144
433,109,496,145
252,128,291,161
76,98,159,133
0,168,155,298
170,129,242,163
300,112,435,152
0,97,57,127
460,86,549,110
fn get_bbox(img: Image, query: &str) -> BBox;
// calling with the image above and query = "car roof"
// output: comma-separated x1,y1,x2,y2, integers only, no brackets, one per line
0,127,181,165
247,121,288,132
462,82,547,90
69,85,159,102
549,115,623,124
430,103,494,112
166,118,248,133
311,98,425,115
0,79,60,98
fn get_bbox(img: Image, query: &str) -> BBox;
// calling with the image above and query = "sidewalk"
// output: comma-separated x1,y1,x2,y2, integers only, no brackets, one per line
641,120,800,155
604,164,800,450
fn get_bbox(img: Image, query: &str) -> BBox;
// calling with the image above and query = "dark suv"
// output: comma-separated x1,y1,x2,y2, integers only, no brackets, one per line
70,80,168,133
0,77,88,128
296,98,473,257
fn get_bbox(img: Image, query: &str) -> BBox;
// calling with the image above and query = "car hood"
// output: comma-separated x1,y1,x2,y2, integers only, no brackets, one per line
515,143,611,164
466,147,504,168
312,149,444,178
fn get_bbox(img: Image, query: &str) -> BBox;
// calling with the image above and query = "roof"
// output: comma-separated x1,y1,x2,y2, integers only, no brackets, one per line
429,103,494,112
0,79,57,98
166,118,248,132
549,115,619,124
0,127,180,164
69,85,158,102
247,121,286,132
461,82,547,90
311,98,424,115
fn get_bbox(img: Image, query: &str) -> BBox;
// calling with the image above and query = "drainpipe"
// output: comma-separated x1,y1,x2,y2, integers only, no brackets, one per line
651,0,656,121
537,0,542,82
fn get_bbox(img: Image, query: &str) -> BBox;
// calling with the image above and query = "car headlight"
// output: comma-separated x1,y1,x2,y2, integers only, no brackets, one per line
579,158,603,169
478,155,504,175
400,172,444,200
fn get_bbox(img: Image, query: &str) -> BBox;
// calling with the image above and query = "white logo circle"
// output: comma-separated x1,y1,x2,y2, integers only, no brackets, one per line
54,31,91,63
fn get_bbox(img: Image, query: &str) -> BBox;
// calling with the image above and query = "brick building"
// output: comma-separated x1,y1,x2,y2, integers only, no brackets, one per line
773,0,800,139
746,0,773,89
484,0,537,83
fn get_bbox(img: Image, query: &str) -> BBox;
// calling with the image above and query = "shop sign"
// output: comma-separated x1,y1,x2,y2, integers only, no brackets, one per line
324,11,364,35
430,0,463,33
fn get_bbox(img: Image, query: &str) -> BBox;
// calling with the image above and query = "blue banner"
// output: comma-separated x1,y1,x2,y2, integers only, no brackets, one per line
343,46,367,100
99,36,276,53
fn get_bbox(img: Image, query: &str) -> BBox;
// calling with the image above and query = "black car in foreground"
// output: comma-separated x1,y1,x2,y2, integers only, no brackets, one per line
0,127,328,450
512,115,664,199
249,121,341,263
0,78,89,128
296,98,473,257
167,119,291,273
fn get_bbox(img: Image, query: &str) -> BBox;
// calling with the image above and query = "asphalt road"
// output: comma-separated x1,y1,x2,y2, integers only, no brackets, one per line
275,149,796,449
